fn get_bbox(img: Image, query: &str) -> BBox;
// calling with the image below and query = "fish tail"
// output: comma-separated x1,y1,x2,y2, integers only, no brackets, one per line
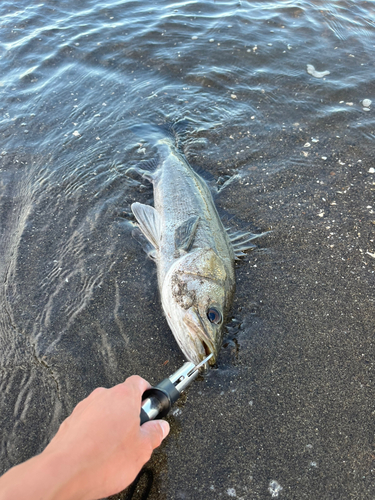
127,118,200,179
130,117,197,150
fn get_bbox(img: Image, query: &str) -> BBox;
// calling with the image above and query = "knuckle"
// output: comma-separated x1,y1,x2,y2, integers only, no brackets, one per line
127,375,146,389
121,375,150,398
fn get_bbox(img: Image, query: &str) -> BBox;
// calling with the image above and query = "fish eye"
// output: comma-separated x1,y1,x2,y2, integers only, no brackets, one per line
207,308,222,324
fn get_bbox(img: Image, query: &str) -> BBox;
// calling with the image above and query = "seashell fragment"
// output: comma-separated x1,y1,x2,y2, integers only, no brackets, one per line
307,64,330,78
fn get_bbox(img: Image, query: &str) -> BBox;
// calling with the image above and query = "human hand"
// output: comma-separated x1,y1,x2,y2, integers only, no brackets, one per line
0,375,170,500
45,375,170,499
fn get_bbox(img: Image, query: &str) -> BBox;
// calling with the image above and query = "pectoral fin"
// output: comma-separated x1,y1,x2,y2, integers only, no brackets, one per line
131,202,162,250
132,227,157,260
175,215,200,253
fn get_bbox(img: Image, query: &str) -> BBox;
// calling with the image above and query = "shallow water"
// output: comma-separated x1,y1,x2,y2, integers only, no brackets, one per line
1,0,375,498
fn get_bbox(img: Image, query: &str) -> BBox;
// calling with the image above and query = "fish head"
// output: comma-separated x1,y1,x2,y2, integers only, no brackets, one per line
162,248,234,366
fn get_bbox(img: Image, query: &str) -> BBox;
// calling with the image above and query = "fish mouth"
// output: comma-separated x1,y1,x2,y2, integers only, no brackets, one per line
183,309,217,365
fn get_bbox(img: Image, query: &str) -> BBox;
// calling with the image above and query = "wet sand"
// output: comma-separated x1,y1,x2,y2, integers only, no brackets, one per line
112,128,374,499
1,119,374,500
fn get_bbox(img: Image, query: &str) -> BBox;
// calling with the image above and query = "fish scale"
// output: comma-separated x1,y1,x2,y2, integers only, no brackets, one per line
155,159,222,270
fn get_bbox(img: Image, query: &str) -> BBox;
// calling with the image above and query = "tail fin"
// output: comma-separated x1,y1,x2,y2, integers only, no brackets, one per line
129,117,197,150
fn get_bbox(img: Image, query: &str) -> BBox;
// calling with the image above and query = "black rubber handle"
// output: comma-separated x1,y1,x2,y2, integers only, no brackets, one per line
140,378,181,425
155,378,180,405
140,388,169,425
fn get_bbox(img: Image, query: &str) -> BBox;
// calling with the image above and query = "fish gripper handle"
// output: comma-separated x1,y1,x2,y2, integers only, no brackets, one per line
140,379,180,425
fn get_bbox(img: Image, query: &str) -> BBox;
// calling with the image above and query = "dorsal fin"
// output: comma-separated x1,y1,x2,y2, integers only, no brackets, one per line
226,227,270,260
131,202,162,250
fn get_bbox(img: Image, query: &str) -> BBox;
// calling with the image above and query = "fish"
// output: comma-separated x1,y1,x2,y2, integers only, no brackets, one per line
130,132,264,366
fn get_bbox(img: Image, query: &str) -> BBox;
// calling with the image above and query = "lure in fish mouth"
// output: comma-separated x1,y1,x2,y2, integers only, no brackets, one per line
130,134,266,366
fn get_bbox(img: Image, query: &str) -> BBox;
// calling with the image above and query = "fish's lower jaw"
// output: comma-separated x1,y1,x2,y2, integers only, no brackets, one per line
195,326,218,365
191,345,217,367
201,341,217,365
182,312,218,365
180,333,216,367
193,336,217,366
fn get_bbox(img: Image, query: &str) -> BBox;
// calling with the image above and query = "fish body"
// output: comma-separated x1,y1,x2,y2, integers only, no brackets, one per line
131,137,261,365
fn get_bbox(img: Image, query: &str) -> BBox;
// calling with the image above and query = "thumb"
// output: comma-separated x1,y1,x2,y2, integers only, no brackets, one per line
141,419,170,450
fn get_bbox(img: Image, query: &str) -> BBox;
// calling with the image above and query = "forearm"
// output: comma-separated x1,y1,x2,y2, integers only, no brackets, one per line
0,449,84,500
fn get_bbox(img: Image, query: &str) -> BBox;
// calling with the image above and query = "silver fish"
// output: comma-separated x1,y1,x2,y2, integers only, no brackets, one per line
131,137,263,366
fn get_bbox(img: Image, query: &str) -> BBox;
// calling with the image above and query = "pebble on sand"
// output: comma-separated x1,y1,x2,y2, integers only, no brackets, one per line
268,480,283,498
362,99,372,107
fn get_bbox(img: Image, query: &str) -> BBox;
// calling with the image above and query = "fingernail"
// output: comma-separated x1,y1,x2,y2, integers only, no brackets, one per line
159,420,170,439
